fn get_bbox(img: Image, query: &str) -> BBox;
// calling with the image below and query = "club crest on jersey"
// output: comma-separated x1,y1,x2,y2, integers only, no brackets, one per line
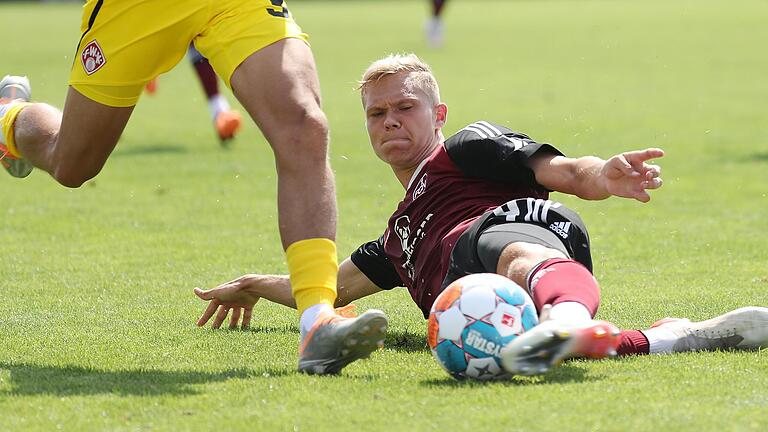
412,173,428,200
81,40,106,75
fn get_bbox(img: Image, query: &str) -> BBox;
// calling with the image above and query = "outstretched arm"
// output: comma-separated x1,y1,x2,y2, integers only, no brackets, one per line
530,148,665,202
194,258,384,329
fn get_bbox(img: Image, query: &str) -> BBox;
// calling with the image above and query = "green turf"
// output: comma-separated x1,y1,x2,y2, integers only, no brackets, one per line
1,0,767,430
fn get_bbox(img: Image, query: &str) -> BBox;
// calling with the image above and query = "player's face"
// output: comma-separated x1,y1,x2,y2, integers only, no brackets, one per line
363,73,446,170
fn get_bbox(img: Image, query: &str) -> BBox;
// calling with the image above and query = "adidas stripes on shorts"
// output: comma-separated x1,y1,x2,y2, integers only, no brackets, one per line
441,198,593,290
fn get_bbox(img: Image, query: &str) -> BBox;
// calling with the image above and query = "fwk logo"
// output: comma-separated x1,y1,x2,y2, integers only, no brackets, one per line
81,40,106,75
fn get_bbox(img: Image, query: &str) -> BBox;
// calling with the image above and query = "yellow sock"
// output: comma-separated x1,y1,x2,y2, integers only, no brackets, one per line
286,238,338,316
1,102,31,157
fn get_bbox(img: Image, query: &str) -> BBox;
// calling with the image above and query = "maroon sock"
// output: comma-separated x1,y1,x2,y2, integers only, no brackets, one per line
527,258,601,316
192,58,219,99
433,0,447,16
617,330,650,355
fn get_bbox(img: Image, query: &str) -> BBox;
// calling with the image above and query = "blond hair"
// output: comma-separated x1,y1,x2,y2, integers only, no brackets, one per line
359,53,440,104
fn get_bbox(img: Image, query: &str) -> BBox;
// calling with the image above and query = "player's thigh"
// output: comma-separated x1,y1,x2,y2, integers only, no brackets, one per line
195,0,308,89
53,87,133,186
196,1,320,151
477,223,569,274
230,39,323,154
69,0,205,108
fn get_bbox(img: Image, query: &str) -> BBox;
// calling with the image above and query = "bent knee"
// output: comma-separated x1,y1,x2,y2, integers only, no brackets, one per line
52,164,100,188
273,107,330,162
496,242,567,283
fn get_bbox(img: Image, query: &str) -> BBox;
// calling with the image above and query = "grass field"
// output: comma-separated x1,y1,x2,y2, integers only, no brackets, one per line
1,0,767,430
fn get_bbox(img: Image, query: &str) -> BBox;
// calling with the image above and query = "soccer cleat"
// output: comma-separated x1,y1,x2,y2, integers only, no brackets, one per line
144,77,159,95
214,110,242,144
298,309,388,375
0,75,34,178
649,306,768,352
500,319,621,376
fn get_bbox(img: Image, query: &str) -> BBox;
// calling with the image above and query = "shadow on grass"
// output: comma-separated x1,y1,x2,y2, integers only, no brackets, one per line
248,324,300,334
386,329,429,353
740,151,768,162
0,362,290,397
244,325,429,354
421,363,600,387
112,144,188,157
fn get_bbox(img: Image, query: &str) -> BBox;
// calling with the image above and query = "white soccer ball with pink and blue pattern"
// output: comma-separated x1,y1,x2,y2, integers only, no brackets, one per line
427,273,539,380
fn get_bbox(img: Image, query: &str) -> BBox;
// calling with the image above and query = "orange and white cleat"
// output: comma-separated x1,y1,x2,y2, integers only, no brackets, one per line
500,319,621,376
0,75,34,178
214,110,242,145
144,77,158,95
298,308,387,375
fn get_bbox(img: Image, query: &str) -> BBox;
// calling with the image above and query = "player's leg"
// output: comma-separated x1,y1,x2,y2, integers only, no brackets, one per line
187,45,241,143
228,40,386,374
628,307,768,354
197,2,386,371
449,218,619,375
425,0,447,48
494,244,621,375
2,85,133,187
5,0,204,186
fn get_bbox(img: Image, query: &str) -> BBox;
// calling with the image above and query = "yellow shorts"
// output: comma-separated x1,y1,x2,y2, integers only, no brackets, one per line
69,0,308,107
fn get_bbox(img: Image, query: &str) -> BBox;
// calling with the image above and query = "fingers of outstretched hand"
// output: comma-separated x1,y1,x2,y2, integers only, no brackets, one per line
242,307,253,330
633,189,651,203
609,155,639,177
642,177,663,190
229,308,242,329
197,300,219,327
194,287,212,300
212,305,230,329
627,148,665,163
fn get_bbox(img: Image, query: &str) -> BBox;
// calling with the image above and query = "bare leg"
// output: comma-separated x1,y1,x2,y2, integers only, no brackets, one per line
14,87,133,187
495,242,566,288
230,38,335,248
228,39,385,375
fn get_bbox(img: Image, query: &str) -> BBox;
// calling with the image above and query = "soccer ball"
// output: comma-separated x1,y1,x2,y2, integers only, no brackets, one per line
427,273,539,380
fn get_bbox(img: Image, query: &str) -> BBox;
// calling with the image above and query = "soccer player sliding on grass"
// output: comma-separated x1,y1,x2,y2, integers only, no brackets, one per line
195,53,768,376
0,0,386,375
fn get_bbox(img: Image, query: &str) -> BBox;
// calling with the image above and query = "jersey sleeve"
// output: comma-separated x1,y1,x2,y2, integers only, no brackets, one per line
444,120,564,185
350,236,403,290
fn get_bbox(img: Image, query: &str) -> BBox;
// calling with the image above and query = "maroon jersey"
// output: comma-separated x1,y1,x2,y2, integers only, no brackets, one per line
351,121,562,316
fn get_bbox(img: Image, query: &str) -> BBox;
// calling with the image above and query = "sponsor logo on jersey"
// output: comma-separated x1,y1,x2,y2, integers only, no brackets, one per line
465,329,502,356
413,173,427,201
393,213,433,280
549,221,571,238
394,216,411,253
81,40,106,75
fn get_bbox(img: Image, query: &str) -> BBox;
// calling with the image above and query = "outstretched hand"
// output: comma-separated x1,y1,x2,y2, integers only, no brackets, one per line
194,275,262,330
601,148,665,202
